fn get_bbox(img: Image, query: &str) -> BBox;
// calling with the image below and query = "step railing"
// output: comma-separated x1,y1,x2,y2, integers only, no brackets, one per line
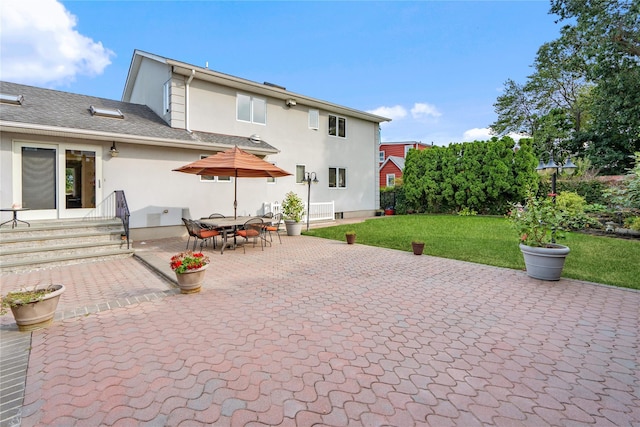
263,200,334,222
83,190,131,249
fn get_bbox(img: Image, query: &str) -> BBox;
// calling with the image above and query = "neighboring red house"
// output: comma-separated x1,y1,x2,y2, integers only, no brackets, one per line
379,141,431,188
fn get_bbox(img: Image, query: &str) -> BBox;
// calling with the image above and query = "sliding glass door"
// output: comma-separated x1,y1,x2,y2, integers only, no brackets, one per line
13,141,102,220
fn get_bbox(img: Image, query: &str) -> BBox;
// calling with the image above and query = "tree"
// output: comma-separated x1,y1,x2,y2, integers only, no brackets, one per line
491,79,539,137
551,0,640,173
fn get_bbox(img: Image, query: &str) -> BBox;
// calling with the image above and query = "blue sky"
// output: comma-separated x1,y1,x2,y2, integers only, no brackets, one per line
1,0,562,145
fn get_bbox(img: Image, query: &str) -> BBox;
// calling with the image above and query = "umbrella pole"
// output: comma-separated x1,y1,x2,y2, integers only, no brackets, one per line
234,170,238,219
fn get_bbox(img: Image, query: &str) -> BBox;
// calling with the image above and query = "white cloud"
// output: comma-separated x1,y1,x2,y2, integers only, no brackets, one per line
462,127,493,141
411,102,442,119
0,0,114,86
367,105,407,121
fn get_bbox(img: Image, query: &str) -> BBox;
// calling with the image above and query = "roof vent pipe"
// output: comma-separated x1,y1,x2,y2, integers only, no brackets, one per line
185,69,195,133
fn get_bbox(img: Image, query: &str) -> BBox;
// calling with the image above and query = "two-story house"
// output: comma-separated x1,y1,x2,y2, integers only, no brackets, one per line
379,141,431,188
0,50,390,239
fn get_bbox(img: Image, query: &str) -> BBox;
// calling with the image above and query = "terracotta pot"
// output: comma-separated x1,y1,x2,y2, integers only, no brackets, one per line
9,284,65,332
412,242,424,255
346,234,356,244
384,209,394,216
175,265,208,294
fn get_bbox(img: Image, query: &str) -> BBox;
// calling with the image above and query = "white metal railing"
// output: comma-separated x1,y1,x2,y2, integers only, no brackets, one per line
263,201,334,222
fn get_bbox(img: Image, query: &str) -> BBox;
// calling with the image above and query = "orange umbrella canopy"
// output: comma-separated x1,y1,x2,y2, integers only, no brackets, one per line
173,146,292,218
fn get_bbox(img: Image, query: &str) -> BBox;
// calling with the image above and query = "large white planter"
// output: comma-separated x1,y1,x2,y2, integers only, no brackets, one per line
284,220,302,236
9,284,65,332
174,265,208,294
519,243,570,281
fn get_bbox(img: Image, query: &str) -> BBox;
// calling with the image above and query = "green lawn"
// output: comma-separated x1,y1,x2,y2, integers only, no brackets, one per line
304,215,640,290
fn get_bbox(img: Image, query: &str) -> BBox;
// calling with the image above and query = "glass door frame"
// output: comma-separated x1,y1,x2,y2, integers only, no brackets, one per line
12,140,103,220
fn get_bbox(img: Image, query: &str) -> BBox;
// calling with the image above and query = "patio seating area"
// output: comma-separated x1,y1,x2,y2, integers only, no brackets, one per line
1,232,638,426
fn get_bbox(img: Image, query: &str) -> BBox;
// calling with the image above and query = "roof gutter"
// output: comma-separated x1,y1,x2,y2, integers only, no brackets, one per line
0,121,279,155
185,69,196,133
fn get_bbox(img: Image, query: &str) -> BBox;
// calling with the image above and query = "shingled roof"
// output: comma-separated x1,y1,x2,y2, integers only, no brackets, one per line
0,81,278,153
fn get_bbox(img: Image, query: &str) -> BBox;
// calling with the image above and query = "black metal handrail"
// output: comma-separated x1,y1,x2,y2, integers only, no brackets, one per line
115,190,131,249
83,191,131,249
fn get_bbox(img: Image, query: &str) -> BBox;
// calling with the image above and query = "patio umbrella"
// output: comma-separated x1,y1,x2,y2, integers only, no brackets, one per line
173,146,292,218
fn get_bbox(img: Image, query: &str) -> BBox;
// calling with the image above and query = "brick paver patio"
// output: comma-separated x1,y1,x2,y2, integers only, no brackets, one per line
1,234,638,426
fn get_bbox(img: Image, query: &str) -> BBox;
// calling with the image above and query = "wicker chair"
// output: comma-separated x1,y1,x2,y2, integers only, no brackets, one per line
235,217,264,253
264,212,283,244
188,219,220,251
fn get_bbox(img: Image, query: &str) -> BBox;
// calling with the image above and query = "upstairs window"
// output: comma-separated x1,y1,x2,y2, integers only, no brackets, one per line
404,145,412,157
329,167,347,188
328,114,346,138
308,109,319,130
237,94,266,125
379,151,385,162
163,80,171,113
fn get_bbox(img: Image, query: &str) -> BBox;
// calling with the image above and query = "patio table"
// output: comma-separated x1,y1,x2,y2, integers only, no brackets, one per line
0,208,30,229
200,216,270,254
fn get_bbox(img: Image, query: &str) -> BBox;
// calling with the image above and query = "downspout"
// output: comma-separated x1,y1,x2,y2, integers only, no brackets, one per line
185,69,195,133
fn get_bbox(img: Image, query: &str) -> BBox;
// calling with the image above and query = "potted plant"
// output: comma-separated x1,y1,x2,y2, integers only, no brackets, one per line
345,231,356,244
282,191,305,236
170,251,210,294
384,206,395,216
411,240,425,255
1,284,66,332
508,189,570,281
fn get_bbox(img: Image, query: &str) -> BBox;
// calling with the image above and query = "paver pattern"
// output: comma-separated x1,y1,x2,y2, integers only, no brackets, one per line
1,235,639,426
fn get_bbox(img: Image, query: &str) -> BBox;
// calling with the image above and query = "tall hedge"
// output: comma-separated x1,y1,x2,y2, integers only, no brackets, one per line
403,137,538,214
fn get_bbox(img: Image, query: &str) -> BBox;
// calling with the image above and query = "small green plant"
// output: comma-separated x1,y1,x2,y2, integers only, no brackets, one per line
345,230,356,236
457,207,477,216
282,191,305,222
624,216,640,231
508,189,566,247
411,240,425,244
1,286,57,315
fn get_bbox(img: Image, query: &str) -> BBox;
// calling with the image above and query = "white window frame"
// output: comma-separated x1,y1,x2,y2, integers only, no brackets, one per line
386,174,396,187
404,145,412,157
379,151,385,162
199,154,231,182
328,114,346,138
308,109,319,130
328,167,347,189
237,93,266,125
163,80,171,113
296,164,306,184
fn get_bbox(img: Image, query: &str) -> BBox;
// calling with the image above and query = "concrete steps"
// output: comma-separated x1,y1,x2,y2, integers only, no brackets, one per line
0,219,134,273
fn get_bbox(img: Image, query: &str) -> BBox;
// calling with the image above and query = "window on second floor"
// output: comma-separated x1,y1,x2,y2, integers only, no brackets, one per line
328,114,346,138
309,109,319,130
379,151,385,162
163,80,171,113
329,167,346,188
296,164,306,184
404,145,412,157
237,94,266,125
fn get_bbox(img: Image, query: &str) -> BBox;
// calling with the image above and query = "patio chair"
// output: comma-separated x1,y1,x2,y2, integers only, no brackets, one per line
188,219,220,251
182,218,198,250
235,217,264,253
264,212,283,244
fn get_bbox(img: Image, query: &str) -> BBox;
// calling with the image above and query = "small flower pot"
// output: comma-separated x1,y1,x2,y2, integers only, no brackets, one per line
411,242,425,255
384,209,395,216
346,233,356,244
